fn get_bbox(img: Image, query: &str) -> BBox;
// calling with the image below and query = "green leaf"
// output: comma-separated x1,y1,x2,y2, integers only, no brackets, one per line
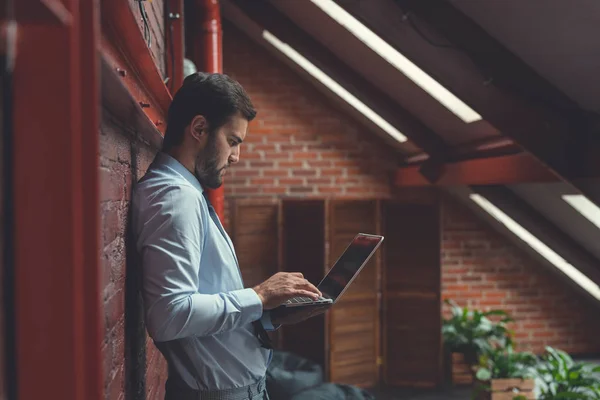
476,368,492,381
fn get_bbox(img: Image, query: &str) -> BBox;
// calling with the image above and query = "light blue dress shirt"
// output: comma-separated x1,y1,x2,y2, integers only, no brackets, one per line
131,152,274,391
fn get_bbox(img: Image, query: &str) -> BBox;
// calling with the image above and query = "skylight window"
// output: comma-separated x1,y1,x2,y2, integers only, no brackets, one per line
310,0,482,124
562,194,600,230
262,30,407,143
470,193,600,301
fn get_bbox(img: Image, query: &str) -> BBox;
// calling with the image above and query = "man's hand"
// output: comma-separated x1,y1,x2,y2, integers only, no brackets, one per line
270,304,331,326
252,272,322,310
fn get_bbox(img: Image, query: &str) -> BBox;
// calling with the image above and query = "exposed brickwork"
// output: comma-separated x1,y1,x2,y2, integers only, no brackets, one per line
222,24,398,207
100,112,167,400
441,197,600,355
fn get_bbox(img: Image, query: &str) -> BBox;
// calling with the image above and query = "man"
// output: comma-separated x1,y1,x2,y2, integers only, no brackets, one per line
131,72,328,400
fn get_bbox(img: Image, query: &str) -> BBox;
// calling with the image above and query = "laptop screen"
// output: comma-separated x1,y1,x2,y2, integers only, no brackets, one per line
318,234,383,301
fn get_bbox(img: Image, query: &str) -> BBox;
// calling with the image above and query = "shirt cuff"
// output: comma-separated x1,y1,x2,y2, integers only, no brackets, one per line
260,311,281,331
231,288,264,322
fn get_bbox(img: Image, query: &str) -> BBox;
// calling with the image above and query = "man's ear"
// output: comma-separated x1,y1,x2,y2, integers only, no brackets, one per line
189,115,209,142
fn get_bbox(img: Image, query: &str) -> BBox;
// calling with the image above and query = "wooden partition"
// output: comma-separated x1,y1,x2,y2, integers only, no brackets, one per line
229,195,443,389
280,200,328,367
382,194,442,387
229,199,282,345
327,200,381,387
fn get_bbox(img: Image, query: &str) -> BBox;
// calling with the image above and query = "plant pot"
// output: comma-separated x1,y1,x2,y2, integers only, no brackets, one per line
450,352,474,386
489,378,535,400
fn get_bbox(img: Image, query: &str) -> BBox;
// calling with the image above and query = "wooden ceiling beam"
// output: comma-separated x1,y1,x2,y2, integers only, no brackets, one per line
337,0,600,199
395,154,558,186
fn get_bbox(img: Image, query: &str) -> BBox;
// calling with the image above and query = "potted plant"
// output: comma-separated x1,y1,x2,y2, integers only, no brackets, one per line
535,346,600,399
474,344,538,400
442,299,515,385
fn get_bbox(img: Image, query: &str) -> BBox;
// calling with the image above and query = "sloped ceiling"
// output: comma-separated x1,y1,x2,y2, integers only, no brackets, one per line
450,0,600,114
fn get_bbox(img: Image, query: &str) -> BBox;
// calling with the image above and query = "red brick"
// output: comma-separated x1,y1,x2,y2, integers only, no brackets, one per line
483,291,506,299
279,161,304,168
232,169,260,177
292,170,317,177
321,168,344,176
289,186,315,194
263,186,287,194
100,167,124,202
307,160,332,168
444,284,470,292
251,178,275,185
279,178,304,185
248,161,275,168
293,152,318,160
263,170,289,178
334,160,359,167
254,144,276,151
105,289,124,332
264,151,290,160
318,187,343,194
280,144,305,151
533,331,556,338
240,151,262,160
307,178,333,185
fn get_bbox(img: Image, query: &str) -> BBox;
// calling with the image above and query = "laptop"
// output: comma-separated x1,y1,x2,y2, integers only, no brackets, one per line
280,233,384,308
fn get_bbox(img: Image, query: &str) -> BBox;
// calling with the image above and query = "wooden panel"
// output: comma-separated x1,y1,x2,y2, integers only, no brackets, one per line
328,200,380,387
230,199,282,347
230,200,280,288
383,200,442,387
280,200,327,367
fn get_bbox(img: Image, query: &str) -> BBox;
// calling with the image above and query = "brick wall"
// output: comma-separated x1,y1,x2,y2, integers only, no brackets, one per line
441,197,600,355
222,24,398,209
100,112,166,400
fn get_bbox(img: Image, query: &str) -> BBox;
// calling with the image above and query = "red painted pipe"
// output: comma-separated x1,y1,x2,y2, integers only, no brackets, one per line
191,0,225,224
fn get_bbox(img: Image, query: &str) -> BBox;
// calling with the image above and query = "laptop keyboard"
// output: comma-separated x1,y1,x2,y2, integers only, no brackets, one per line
285,296,331,304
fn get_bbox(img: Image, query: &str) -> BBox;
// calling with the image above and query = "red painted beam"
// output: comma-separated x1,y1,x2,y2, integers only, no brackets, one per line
15,0,72,25
190,0,225,223
395,153,557,186
80,0,104,399
13,1,103,399
101,0,172,134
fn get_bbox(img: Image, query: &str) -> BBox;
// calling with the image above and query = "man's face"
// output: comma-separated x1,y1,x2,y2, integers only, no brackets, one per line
194,114,248,189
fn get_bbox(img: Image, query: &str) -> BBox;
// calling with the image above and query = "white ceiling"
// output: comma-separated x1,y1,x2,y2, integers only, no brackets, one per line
451,0,600,113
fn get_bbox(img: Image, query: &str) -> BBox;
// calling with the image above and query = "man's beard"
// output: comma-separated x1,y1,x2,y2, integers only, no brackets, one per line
194,135,228,189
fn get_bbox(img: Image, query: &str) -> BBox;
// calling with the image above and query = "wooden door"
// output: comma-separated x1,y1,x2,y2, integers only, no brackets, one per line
328,200,381,387
229,199,282,345
382,199,442,387
280,199,327,367
229,199,281,288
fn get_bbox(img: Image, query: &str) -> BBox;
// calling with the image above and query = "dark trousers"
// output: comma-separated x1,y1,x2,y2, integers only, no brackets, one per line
165,376,269,400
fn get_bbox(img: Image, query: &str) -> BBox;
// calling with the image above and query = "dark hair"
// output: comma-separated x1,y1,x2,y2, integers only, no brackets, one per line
162,72,256,150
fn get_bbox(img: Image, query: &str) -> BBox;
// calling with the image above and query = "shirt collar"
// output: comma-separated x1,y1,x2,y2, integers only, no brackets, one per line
154,152,204,194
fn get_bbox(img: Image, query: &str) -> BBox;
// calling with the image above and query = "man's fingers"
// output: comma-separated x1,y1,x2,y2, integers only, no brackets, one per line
289,272,304,278
295,290,320,300
297,280,321,296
